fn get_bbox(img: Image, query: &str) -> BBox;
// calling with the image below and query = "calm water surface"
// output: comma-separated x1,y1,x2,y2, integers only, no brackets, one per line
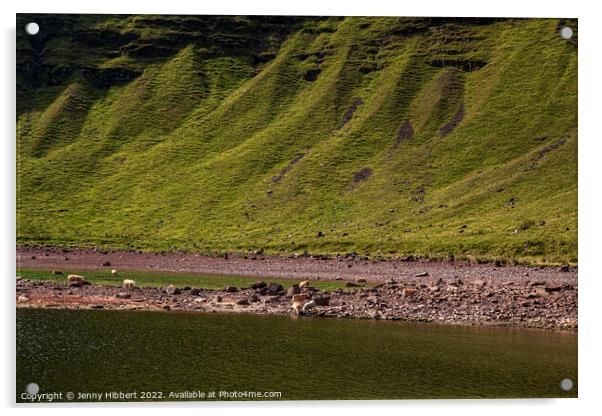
16,308,577,401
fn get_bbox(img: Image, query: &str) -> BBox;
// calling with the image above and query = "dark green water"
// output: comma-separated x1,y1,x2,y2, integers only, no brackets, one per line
16,308,577,401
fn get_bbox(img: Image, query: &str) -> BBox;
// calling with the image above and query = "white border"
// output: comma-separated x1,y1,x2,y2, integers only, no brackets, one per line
2,0,600,414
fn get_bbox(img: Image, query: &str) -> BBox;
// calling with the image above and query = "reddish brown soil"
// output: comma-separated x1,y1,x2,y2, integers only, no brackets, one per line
17,246,577,284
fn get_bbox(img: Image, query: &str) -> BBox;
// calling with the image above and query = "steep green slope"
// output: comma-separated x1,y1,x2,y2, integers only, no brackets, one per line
16,15,578,264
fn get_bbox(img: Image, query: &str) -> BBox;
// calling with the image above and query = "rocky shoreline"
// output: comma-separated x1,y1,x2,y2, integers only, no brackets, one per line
16,272,577,330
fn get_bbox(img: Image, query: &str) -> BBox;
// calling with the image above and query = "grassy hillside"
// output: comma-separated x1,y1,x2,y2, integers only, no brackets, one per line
16,15,578,264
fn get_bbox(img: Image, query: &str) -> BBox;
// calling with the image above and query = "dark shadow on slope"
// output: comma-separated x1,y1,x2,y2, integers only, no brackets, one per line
271,153,305,183
396,120,414,144
338,98,364,129
440,103,465,137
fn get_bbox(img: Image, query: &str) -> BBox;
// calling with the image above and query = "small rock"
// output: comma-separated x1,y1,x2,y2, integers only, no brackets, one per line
249,294,260,303
224,286,238,293
345,282,359,287
52,270,63,275
236,298,249,306
415,272,429,277
102,261,111,267
189,288,201,296
495,260,503,267
559,265,571,272
215,295,223,302
115,292,131,299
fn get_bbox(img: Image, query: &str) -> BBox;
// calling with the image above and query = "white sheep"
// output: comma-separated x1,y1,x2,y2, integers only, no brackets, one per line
302,300,316,312
123,279,136,289
291,293,310,316
111,269,118,277
299,280,310,289
67,274,84,283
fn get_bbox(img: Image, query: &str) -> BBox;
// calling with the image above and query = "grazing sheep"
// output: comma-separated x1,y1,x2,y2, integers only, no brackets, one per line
299,280,310,289
67,274,84,283
355,277,367,285
123,279,136,289
292,293,311,316
111,269,118,277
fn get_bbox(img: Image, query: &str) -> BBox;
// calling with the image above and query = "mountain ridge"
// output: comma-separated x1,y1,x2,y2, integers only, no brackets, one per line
16,15,578,264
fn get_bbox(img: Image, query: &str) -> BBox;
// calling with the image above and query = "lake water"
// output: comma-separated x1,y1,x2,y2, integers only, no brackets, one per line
16,308,577,401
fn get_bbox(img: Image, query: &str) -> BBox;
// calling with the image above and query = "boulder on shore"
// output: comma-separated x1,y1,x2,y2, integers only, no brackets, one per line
313,294,330,306
266,282,284,295
251,281,267,290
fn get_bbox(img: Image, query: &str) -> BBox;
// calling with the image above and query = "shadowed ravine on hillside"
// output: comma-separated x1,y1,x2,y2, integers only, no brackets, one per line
16,15,578,264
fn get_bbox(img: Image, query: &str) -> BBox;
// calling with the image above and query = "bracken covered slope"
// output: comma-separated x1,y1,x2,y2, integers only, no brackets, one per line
16,15,578,264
